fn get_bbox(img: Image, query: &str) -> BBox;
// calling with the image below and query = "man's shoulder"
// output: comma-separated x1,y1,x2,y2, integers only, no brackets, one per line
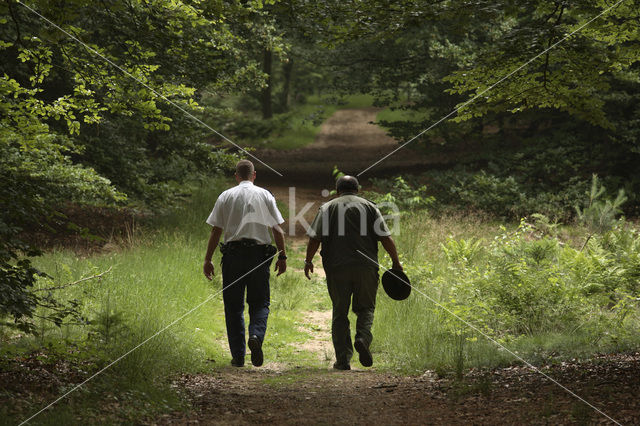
218,186,238,199
252,184,277,199
325,194,377,208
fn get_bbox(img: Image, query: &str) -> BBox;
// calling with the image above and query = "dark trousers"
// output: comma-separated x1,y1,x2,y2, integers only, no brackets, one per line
325,264,379,365
221,245,273,360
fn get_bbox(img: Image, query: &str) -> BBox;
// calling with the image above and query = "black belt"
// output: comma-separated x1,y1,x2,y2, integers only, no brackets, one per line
225,238,261,247
220,238,269,254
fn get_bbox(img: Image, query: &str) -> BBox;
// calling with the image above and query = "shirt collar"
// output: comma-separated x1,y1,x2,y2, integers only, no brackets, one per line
238,180,254,187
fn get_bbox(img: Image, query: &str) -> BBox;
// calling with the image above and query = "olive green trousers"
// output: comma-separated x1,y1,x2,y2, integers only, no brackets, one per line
325,264,379,365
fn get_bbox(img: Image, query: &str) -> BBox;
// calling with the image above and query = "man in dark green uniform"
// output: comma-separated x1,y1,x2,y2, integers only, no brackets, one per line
304,175,402,370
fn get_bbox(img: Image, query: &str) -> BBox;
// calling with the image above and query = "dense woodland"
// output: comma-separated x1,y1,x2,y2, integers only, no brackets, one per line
2,1,640,423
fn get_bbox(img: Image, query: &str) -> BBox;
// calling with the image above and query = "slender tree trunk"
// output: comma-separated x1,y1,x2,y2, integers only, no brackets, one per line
261,48,272,119
280,59,293,112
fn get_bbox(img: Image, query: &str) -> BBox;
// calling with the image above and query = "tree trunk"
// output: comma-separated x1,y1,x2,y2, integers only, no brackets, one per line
261,48,273,119
280,59,293,112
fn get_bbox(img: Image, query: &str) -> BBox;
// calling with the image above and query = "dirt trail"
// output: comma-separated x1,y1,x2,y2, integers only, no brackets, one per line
165,353,640,425
162,109,640,425
256,107,454,187
258,107,433,240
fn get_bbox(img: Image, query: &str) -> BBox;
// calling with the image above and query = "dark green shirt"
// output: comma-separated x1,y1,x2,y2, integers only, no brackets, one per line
308,193,391,272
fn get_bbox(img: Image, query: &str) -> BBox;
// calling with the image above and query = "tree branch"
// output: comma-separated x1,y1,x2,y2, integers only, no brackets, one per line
35,266,113,292
7,0,24,45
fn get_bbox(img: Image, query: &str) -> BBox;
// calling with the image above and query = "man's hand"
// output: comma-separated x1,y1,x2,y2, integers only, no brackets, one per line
203,261,215,280
381,236,403,272
304,261,314,280
274,258,287,276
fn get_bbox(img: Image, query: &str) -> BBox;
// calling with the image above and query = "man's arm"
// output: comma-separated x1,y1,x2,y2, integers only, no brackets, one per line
304,237,321,279
272,225,287,276
203,226,223,280
380,235,402,270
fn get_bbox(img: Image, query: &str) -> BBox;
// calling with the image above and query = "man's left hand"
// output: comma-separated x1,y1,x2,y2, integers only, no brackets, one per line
274,259,286,276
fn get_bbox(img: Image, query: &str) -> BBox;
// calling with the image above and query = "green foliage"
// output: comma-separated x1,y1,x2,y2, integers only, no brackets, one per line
421,168,594,220
451,171,524,216
442,1,640,128
575,175,627,235
365,176,435,214
0,125,123,332
303,0,640,213
373,202,640,373
440,219,640,339
0,258,40,333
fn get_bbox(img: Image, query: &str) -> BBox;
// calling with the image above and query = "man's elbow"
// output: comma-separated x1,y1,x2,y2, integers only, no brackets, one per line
379,235,393,243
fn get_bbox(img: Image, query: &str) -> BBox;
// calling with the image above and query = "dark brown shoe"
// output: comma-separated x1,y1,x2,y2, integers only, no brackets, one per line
231,357,244,367
354,339,373,367
332,362,351,370
248,335,264,367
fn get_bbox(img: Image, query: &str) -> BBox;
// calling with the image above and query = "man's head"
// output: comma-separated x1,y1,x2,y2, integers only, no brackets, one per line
235,160,256,182
336,175,359,194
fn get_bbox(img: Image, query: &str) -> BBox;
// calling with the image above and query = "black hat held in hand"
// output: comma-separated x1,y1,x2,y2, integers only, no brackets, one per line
381,269,411,301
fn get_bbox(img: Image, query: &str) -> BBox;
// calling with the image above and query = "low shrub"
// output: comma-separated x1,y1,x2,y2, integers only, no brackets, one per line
365,176,435,215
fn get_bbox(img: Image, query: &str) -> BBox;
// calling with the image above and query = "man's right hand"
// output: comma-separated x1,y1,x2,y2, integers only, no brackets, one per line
392,261,403,271
203,261,214,280
304,261,313,280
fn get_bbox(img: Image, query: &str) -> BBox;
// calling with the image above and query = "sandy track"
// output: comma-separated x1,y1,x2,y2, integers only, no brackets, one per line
256,107,443,184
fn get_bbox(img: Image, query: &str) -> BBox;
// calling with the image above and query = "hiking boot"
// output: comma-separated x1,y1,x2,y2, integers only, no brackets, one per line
230,357,244,367
354,338,373,367
248,335,264,367
332,362,351,371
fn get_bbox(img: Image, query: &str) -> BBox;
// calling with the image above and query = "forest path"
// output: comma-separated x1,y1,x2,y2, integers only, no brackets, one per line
257,107,408,185
163,353,640,425
258,107,430,240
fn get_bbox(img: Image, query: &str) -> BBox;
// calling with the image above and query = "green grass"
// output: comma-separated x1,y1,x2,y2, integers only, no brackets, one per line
1,178,328,424
250,93,376,150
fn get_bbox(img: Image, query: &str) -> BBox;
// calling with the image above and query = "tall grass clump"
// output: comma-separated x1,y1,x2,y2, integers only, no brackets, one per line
27,178,231,374
0,178,233,423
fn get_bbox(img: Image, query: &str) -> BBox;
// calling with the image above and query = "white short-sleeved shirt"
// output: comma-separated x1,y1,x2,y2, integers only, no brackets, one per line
206,181,284,244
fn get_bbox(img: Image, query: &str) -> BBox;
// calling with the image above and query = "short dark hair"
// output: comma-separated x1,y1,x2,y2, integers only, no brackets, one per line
336,175,359,193
235,160,255,180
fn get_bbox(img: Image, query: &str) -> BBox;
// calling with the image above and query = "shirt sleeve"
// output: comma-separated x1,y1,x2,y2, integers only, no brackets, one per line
266,192,285,226
307,208,324,240
206,195,225,228
372,206,391,238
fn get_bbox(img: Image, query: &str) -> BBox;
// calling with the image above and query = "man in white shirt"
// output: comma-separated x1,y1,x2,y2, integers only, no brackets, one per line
203,160,287,367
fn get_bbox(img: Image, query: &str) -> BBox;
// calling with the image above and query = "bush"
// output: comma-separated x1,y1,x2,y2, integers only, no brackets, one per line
365,176,435,214
450,171,524,216
0,127,124,333
441,220,640,341
420,168,594,221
